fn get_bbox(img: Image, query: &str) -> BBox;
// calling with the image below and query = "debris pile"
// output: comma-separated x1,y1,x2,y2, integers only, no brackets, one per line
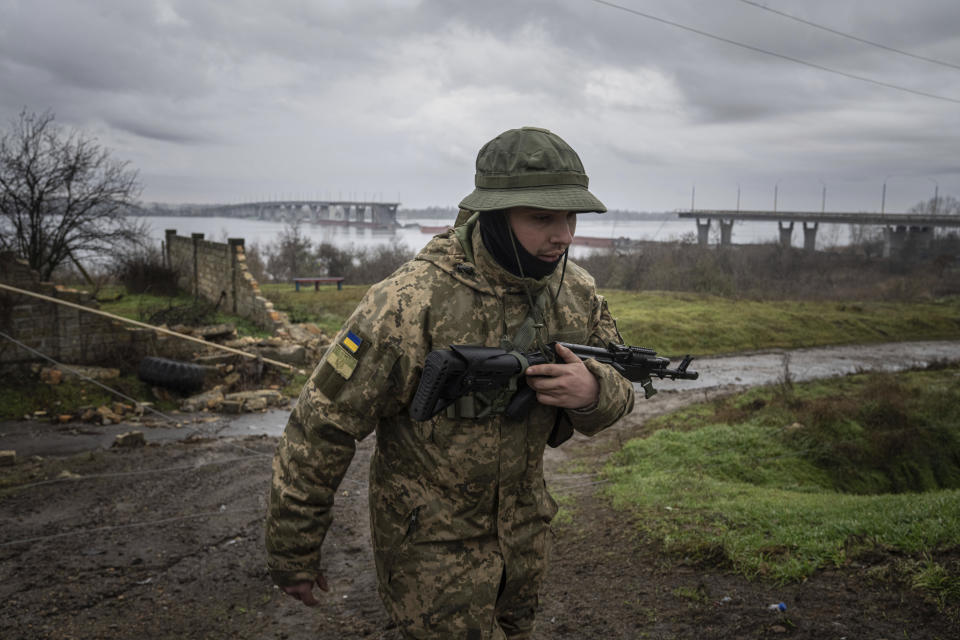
36,364,121,384
142,321,329,415
22,402,149,425
14,320,328,425
180,387,287,413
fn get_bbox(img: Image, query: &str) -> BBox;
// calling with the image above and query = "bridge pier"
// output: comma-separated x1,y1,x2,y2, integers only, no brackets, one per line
883,225,907,258
696,218,711,245
912,225,934,252
803,222,818,252
884,225,936,258
680,209,960,258
719,219,734,246
778,221,794,247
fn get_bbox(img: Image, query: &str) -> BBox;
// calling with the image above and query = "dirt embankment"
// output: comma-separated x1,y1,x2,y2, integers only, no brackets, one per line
2,346,960,639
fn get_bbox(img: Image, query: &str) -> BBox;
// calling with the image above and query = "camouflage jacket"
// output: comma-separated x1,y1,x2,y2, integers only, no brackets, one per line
266,220,635,587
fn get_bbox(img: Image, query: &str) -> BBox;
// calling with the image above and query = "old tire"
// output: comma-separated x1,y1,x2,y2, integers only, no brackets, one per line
138,357,206,393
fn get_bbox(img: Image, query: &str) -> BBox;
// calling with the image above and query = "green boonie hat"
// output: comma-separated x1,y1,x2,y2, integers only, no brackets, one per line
458,126,607,214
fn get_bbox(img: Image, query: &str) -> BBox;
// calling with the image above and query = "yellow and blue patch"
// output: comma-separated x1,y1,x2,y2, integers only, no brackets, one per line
341,330,362,354
326,328,366,382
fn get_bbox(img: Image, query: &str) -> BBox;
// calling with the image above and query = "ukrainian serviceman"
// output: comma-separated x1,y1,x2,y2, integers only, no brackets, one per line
266,127,635,639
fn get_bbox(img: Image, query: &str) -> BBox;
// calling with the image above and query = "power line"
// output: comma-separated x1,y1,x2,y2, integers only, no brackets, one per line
736,0,960,71
586,0,960,104
9,454,270,492
0,507,264,548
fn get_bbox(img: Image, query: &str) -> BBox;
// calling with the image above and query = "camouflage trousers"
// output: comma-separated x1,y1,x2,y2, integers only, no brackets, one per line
375,534,549,639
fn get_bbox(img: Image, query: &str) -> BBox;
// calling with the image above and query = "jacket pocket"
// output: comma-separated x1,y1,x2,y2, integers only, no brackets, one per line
384,505,422,585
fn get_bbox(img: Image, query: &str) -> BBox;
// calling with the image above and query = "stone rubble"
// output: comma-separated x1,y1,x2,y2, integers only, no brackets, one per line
14,321,326,425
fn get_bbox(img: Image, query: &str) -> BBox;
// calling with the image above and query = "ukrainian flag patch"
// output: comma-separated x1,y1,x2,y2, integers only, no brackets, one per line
325,329,368,381
342,331,362,354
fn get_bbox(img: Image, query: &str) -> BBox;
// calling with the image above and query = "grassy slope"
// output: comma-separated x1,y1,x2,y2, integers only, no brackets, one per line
601,290,960,356
604,367,960,602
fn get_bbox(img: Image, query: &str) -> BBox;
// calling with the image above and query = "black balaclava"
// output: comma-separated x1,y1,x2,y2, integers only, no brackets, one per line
479,210,563,280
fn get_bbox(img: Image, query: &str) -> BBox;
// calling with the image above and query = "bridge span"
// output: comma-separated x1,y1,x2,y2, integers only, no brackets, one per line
679,210,960,256
199,200,401,228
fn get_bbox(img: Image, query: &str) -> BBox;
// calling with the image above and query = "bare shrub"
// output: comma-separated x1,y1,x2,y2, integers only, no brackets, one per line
112,245,179,296
265,220,314,282
243,242,267,284
315,243,355,280
354,243,414,283
576,238,960,302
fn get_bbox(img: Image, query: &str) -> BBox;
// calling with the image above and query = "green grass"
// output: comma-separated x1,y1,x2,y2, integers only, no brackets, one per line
550,491,576,528
254,285,960,355
94,285,194,317
95,285,272,338
600,290,960,356
604,366,960,599
259,283,368,336
0,373,178,420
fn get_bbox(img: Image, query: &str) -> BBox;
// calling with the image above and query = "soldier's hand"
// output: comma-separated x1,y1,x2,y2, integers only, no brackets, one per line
282,574,329,607
525,343,600,410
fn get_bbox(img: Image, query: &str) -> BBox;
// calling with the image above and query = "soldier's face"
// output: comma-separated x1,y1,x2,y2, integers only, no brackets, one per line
507,207,577,263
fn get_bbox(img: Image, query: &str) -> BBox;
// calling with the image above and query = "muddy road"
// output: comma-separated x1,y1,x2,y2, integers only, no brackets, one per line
1,340,959,639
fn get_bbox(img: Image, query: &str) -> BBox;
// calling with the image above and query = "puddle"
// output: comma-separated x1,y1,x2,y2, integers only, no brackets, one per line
648,340,960,393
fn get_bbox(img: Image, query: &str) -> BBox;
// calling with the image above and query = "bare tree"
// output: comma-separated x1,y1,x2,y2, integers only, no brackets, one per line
265,219,316,282
909,194,960,216
0,109,143,280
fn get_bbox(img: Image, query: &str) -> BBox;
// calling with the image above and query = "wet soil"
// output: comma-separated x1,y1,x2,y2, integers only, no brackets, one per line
2,343,960,639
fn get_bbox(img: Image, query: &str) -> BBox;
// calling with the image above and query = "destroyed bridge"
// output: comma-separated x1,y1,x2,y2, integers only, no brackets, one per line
680,209,960,256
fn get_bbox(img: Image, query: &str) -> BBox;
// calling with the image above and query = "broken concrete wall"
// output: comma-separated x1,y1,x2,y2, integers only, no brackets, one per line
164,230,286,333
0,252,165,370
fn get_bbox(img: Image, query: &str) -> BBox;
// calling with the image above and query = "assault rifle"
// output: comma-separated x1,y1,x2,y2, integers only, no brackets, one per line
409,342,698,424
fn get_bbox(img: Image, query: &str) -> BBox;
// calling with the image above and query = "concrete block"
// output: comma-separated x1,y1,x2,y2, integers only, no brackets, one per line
113,431,145,448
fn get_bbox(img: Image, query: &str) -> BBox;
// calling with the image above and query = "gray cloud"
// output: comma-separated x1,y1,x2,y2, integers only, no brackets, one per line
0,0,957,212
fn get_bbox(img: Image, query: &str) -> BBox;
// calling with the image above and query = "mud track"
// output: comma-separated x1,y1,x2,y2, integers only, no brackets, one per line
2,342,960,639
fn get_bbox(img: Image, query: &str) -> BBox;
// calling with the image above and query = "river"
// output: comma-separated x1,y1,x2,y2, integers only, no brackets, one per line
137,214,862,258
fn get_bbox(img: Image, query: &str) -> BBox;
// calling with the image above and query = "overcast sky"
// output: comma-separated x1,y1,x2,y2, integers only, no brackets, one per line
2,0,958,213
